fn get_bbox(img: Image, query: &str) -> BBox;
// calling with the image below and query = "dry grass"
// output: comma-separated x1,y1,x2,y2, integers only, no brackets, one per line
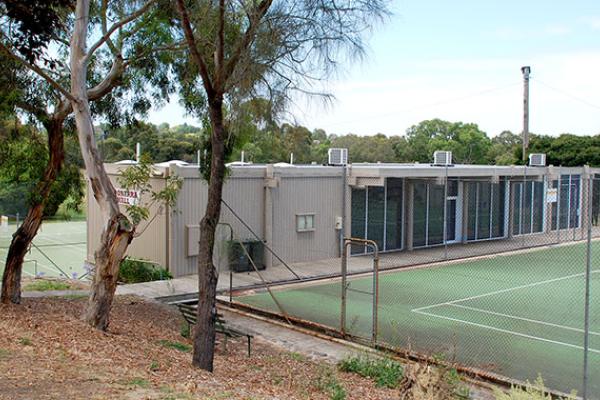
0,296,401,400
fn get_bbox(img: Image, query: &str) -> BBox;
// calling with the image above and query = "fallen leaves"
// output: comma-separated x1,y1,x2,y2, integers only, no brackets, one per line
0,296,400,399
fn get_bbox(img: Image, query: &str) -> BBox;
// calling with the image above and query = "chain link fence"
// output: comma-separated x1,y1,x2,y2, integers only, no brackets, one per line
228,168,599,398
0,213,88,279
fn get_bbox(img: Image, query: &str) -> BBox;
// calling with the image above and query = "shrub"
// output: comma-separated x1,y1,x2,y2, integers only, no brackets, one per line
118,257,172,283
180,322,190,339
338,355,403,388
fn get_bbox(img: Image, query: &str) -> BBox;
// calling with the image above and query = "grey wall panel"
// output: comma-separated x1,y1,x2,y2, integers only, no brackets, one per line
168,175,265,277
271,176,343,264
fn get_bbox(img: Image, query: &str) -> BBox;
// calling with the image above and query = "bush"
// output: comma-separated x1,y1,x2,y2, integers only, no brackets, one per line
118,257,172,283
338,355,403,388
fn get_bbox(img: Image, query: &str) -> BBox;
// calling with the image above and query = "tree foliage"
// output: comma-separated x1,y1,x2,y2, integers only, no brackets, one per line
0,119,82,217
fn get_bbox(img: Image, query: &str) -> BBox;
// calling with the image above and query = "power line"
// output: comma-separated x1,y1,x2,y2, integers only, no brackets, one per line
533,78,600,111
323,81,521,130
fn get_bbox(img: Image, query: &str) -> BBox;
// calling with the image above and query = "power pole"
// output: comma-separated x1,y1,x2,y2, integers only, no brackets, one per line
521,66,531,162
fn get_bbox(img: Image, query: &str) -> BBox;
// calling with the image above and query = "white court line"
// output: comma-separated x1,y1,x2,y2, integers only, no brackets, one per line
413,269,600,312
413,308,600,355
448,303,600,337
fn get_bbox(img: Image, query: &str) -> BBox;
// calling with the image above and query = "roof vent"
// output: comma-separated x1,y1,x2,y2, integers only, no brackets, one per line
528,153,546,167
328,148,348,166
433,150,453,166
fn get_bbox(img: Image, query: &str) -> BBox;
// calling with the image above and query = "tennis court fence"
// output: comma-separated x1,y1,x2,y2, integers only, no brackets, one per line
0,215,88,279
224,173,600,399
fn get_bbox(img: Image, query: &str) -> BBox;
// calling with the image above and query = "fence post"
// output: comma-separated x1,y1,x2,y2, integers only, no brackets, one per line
443,165,448,260
372,247,379,345
341,240,347,336
582,176,593,400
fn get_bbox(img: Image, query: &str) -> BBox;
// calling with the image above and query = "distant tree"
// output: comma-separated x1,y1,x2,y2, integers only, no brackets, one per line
529,134,600,167
404,119,492,164
331,133,397,163
488,131,521,165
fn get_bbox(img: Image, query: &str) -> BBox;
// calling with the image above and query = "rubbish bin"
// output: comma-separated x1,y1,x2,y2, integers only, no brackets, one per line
247,240,266,270
227,240,250,272
227,240,266,272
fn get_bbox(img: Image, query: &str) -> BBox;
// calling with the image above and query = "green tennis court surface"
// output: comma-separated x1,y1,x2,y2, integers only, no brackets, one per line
0,220,87,279
236,242,600,396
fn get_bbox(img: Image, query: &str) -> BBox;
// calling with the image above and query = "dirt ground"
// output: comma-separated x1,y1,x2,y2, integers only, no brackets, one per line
0,296,404,400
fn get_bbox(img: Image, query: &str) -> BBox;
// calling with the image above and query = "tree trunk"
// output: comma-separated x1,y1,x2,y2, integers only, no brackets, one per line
1,119,65,304
193,98,228,371
83,213,133,329
70,0,133,330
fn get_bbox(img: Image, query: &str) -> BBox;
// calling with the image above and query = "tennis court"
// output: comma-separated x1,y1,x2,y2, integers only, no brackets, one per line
0,219,87,279
235,241,599,396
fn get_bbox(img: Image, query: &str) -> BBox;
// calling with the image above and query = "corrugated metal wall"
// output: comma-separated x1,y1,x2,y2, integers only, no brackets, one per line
168,167,265,277
86,166,169,269
271,174,343,264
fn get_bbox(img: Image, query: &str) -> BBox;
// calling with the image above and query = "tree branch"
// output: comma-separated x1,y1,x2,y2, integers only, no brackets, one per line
222,0,273,87
175,0,216,99
0,40,76,103
46,55,125,120
122,42,187,67
215,0,225,89
85,0,156,62
100,0,120,56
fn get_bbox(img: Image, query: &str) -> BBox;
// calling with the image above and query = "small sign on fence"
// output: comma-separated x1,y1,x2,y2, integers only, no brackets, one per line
1,215,8,231
116,188,140,206
546,188,557,203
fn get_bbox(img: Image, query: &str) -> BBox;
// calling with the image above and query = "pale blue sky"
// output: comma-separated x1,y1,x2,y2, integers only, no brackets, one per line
148,0,600,137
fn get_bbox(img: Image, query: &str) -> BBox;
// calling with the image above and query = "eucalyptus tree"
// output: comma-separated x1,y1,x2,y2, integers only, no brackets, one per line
0,0,181,328
173,0,389,370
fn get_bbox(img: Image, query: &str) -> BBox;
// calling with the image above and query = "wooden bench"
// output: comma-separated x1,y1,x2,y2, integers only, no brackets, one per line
176,303,253,357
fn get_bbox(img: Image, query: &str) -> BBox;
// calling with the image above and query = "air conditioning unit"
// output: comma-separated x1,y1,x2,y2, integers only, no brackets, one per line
328,148,348,166
433,150,452,166
529,153,546,167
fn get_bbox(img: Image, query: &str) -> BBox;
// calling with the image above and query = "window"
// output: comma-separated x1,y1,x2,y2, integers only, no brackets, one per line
296,214,315,232
350,179,404,254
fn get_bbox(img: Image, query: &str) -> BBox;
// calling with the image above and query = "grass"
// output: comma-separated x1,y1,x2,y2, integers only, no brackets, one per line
493,376,577,400
338,355,403,388
0,348,10,360
288,351,306,362
149,360,160,371
126,377,150,388
158,339,191,353
314,367,346,400
23,280,72,292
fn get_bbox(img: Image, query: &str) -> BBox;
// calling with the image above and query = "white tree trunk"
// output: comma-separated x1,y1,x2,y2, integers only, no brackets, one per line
70,0,133,330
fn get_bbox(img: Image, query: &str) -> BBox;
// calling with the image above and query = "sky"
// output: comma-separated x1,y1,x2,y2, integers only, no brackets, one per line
147,0,600,138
